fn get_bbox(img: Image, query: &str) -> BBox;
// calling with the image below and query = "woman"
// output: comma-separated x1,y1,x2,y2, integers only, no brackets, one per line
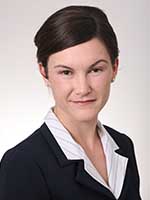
0,5,141,200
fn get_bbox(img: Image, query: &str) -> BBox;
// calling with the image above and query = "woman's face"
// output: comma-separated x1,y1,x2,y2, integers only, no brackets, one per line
40,38,118,123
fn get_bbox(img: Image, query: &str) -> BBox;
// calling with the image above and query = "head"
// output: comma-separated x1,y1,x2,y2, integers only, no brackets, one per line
34,6,119,123
34,5,119,78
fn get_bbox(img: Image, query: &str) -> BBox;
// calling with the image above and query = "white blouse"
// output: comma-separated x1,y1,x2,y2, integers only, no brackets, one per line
44,109,128,199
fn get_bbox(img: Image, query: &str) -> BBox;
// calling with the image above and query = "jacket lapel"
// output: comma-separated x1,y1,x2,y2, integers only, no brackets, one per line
75,160,116,199
104,125,130,199
40,123,116,199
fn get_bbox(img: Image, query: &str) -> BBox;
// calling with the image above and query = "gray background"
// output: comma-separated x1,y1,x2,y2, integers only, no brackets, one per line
0,0,149,199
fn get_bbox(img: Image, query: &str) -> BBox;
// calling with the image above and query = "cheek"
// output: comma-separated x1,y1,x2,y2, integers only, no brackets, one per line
50,80,71,99
92,74,111,92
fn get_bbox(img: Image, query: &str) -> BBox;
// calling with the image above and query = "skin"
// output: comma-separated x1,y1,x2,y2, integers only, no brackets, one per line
39,37,118,184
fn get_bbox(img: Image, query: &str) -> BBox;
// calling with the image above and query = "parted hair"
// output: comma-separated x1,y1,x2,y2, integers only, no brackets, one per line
34,5,119,75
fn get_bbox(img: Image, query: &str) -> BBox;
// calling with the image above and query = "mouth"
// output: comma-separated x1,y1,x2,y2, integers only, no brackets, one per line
71,99,96,105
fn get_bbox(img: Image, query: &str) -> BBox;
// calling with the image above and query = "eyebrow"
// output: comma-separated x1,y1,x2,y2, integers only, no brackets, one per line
53,59,108,70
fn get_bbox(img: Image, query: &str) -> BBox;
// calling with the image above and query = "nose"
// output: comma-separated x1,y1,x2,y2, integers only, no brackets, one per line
74,74,91,96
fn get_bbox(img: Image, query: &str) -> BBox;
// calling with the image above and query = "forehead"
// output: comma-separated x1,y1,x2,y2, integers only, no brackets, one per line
48,38,111,67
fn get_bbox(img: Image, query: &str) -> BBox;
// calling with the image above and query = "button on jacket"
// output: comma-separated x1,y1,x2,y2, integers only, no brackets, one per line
0,123,141,200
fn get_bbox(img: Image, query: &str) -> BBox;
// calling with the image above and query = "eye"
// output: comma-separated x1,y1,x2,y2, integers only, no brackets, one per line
89,67,103,74
59,70,72,75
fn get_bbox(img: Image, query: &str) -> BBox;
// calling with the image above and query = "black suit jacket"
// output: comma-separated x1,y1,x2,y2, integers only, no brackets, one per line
0,123,141,200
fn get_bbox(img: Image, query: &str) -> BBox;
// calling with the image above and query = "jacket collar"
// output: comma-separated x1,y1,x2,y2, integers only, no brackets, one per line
40,123,130,199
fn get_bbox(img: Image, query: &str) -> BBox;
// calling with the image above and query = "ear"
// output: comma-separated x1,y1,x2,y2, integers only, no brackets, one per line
38,63,49,87
112,58,119,81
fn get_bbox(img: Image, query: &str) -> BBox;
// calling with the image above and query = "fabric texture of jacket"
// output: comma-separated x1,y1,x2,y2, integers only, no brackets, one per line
0,123,141,200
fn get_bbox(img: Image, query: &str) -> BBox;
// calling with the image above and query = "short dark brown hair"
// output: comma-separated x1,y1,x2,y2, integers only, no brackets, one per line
34,5,119,76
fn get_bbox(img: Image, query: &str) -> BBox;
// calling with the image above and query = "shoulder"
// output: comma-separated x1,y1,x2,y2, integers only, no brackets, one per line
0,124,52,199
0,123,49,168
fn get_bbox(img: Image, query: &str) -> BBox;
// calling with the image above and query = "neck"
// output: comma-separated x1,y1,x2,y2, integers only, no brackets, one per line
53,107,99,149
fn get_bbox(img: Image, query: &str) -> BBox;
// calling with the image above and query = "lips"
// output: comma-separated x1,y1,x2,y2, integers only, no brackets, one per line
71,99,96,104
